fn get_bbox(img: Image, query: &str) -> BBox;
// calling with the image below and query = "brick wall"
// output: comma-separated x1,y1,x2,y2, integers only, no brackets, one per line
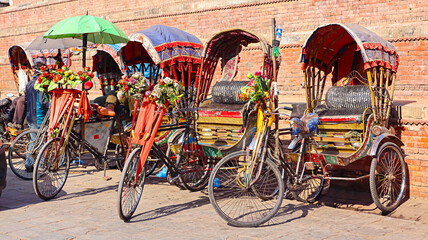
1,0,427,197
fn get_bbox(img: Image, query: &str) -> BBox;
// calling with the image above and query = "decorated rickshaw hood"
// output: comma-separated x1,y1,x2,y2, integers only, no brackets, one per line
9,43,72,71
8,44,33,71
203,28,271,60
121,25,203,67
299,23,399,72
92,43,122,73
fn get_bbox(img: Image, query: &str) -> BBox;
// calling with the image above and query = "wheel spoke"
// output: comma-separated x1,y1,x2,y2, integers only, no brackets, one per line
209,152,284,227
370,144,407,214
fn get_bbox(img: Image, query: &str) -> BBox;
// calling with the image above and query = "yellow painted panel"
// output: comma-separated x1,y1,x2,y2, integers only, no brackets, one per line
197,116,242,125
318,123,364,130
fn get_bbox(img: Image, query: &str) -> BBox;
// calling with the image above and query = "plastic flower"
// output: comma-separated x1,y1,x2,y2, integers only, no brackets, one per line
128,78,137,85
149,77,183,107
239,72,271,102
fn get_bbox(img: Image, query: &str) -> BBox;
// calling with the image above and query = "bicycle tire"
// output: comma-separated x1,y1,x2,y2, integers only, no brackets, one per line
8,129,39,180
289,141,325,203
33,138,70,200
117,148,146,221
177,143,211,191
208,151,284,227
369,142,407,215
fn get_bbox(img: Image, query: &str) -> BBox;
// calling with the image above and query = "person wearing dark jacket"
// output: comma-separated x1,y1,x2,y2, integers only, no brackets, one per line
24,64,49,171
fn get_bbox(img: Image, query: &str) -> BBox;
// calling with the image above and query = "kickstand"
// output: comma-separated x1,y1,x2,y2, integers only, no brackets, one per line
77,152,86,168
103,161,112,181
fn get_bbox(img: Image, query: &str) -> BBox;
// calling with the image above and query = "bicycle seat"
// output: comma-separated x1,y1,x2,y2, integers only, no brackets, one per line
291,113,319,135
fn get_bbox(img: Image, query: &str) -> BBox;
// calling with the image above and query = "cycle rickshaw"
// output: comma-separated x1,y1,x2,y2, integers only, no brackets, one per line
2,44,33,144
32,44,129,200
117,28,280,221
7,46,72,180
91,43,128,170
116,25,206,220
116,25,204,176
208,23,406,227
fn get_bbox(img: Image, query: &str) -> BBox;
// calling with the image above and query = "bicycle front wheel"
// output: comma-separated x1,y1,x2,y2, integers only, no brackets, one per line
117,148,146,221
208,151,284,227
8,129,40,180
33,138,70,200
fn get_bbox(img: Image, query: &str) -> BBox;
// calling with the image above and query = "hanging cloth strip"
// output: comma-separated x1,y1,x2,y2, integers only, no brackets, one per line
77,90,92,122
17,69,28,94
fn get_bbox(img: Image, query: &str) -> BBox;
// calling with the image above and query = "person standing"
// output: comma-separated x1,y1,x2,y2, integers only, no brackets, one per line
24,63,49,171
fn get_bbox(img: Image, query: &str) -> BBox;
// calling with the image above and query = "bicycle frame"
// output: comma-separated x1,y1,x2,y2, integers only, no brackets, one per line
243,90,327,190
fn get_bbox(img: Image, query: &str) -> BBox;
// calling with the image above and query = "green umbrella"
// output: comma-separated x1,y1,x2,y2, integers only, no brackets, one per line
43,15,129,68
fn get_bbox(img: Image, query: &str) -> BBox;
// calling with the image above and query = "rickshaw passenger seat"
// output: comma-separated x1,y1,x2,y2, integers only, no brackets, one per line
317,86,371,123
211,81,250,105
197,81,248,147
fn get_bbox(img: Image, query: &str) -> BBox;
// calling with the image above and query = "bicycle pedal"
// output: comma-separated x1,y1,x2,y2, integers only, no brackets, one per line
304,162,315,171
103,176,112,181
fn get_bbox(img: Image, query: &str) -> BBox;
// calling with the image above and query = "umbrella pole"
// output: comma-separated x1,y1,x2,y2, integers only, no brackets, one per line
79,33,88,163
82,33,87,69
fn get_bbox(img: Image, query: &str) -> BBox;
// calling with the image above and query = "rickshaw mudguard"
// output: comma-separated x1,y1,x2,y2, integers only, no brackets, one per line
368,133,404,157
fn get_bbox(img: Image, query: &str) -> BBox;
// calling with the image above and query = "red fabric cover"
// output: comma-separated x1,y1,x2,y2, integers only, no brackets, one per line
131,97,168,180
48,89,81,134
77,90,92,122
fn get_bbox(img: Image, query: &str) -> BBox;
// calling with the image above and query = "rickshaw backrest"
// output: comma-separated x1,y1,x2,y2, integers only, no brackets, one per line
212,81,249,104
325,86,371,111
220,48,240,82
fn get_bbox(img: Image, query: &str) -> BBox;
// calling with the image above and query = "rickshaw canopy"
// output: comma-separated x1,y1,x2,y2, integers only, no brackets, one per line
119,25,203,68
8,44,33,71
92,43,122,74
9,44,72,70
203,28,271,61
299,23,399,82
196,28,275,104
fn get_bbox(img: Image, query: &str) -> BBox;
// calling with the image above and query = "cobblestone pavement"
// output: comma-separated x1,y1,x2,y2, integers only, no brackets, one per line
1,163,428,240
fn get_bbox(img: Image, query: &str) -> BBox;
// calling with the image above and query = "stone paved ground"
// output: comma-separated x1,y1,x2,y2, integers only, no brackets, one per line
1,162,428,240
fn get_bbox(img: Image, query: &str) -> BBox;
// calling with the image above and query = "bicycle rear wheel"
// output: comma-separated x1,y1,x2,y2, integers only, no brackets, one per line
208,151,284,227
8,129,40,180
289,141,325,203
289,156,325,203
178,143,211,191
369,142,407,215
33,138,70,200
117,148,146,221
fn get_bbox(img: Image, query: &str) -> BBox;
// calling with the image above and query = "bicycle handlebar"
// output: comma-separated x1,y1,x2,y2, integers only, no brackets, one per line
274,106,293,112
172,107,199,114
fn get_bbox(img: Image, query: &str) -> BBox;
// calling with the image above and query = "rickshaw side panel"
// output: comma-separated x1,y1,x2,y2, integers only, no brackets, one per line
74,118,114,154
